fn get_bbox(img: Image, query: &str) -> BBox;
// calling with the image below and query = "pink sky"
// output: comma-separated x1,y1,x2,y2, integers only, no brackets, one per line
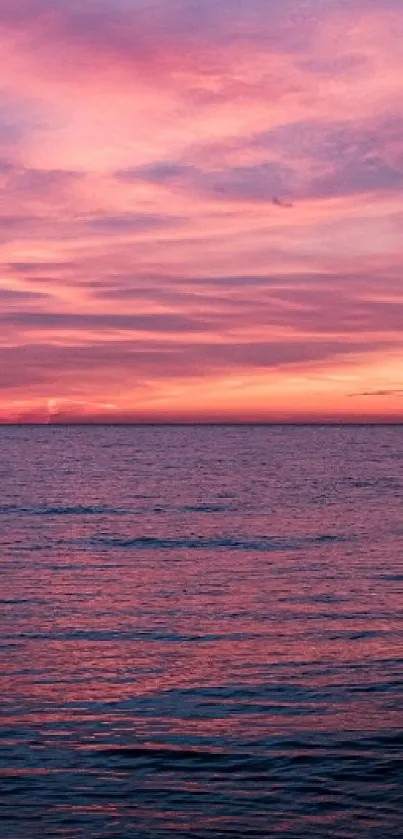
1,0,402,422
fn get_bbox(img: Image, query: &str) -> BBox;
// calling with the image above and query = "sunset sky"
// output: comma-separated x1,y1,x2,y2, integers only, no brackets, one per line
1,0,402,422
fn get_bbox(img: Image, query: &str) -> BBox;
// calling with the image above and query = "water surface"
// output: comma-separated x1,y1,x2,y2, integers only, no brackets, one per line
1,425,402,837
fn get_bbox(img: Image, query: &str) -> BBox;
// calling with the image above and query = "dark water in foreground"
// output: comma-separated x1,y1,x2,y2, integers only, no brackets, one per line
1,425,402,838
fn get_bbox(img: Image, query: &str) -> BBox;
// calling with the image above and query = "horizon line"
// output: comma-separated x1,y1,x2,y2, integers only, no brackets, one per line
1,420,403,427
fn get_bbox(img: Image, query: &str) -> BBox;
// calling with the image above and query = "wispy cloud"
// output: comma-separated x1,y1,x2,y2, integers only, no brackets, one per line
350,388,403,397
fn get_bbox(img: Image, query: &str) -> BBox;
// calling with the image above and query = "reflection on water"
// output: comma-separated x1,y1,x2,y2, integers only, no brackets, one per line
1,425,402,837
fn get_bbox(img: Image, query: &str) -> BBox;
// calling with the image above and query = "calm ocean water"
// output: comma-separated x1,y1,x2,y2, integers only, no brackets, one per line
0,425,402,838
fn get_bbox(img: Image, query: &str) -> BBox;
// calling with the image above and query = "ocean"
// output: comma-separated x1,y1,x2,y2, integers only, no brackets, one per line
0,424,402,838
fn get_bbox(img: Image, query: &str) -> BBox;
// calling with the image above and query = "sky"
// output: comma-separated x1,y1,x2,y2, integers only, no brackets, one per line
0,0,402,423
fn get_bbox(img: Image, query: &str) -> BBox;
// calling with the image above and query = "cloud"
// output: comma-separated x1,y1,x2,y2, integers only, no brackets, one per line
83,267,403,338
0,161,82,196
117,161,194,184
350,388,403,397
0,310,211,334
118,160,294,203
0,286,49,301
118,110,403,204
84,211,185,233
6,261,78,274
0,334,383,394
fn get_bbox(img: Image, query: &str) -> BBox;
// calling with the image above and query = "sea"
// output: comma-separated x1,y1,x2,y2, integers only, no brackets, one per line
0,424,402,838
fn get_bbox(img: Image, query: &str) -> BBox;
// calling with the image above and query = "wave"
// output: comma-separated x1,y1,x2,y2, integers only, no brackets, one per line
89,732,403,778
92,532,348,551
0,504,124,516
182,504,237,513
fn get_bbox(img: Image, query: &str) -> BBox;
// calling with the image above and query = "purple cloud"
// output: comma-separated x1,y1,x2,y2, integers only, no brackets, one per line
349,388,403,397
0,334,386,393
0,287,49,301
117,160,294,202
85,212,185,233
0,310,212,334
